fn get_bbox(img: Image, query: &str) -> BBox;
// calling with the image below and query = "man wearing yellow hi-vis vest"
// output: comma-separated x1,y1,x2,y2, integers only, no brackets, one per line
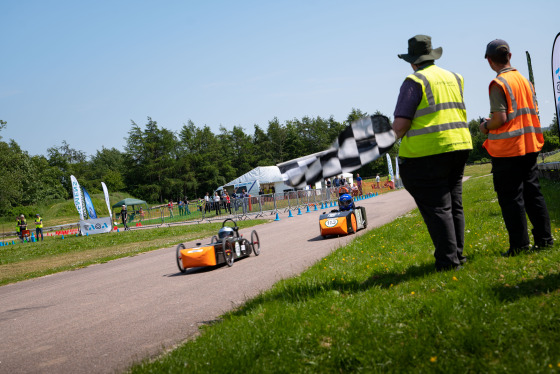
392,35,472,272
479,39,552,257
35,214,44,241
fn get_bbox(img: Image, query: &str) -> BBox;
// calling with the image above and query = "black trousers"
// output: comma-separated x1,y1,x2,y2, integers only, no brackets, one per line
400,150,470,270
491,152,553,249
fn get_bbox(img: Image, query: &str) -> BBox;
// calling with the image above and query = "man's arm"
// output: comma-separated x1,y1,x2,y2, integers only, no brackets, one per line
393,117,412,139
392,79,421,139
480,82,507,134
479,112,507,134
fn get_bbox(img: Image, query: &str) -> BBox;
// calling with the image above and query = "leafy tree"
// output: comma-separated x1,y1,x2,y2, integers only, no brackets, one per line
124,117,179,203
47,140,88,194
0,139,67,216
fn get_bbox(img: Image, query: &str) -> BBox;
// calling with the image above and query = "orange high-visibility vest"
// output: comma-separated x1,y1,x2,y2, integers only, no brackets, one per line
483,69,544,157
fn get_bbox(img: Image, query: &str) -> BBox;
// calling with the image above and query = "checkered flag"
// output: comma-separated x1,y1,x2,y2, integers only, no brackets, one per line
277,115,395,188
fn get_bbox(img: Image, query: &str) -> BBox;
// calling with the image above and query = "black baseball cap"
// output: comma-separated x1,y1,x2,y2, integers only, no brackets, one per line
485,39,510,58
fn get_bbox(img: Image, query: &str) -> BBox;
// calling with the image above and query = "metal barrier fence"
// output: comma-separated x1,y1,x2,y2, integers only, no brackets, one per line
1,183,401,240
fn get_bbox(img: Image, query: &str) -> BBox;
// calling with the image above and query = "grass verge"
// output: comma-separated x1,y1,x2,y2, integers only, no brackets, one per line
0,220,266,286
128,175,560,373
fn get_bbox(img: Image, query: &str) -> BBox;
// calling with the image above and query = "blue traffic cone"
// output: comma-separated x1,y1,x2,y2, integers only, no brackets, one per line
288,210,294,217
297,207,302,215
61,235,64,240
306,205,311,213
313,204,318,211
274,212,280,221
12,240,15,245
86,232,89,236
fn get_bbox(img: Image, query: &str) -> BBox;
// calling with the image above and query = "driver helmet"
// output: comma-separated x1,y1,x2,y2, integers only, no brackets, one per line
338,193,354,211
218,226,234,239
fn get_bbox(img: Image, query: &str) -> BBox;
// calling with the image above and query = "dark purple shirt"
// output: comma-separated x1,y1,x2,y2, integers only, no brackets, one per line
393,78,422,120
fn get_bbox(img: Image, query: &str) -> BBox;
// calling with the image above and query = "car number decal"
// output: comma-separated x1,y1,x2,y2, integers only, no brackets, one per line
325,219,338,227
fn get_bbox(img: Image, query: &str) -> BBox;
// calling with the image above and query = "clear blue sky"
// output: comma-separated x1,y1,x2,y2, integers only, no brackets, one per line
2,0,558,157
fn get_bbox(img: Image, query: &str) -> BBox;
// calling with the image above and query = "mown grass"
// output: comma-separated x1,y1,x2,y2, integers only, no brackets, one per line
0,220,266,286
128,174,560,373
544,152,560,163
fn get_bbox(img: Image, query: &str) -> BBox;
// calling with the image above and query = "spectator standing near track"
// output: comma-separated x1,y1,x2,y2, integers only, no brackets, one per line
224,191,232,214
34,214,44,241
376,174,380,189
356,174,363,195
167,200,174,218
325,178,332,199
120,205,129,231
214,192,221,215
178,200,184,216
242,189,249,215
184,196,190,215
18,214,27,240
392,34,472,271
479,39,553,256
204,193,211,213
15,215,22,239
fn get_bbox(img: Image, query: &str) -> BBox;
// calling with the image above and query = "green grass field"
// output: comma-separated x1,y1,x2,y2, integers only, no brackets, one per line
127,170,560,373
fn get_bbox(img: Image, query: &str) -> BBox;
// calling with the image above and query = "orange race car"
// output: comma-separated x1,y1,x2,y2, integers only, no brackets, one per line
176,218,260,273
319,193,367,238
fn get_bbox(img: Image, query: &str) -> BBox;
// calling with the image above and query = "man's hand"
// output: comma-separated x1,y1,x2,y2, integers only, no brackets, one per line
479,118,490,135
480,112,507,135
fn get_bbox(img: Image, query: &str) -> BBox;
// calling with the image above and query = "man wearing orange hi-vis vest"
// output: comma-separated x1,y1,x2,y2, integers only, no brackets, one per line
479,39,553,257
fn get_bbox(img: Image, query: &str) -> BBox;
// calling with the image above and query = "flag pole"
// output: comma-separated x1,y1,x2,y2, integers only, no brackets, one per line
526,51,539,121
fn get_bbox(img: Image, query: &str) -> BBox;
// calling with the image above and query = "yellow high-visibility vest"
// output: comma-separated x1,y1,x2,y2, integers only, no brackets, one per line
35,217,43,228
399,65,472,158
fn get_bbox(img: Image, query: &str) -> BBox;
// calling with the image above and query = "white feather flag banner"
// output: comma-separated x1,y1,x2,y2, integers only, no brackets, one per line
278,115,396,188
70,175,85,221
101,182,112,220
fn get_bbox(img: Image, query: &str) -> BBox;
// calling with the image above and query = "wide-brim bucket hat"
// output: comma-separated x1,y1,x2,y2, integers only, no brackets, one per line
398,35,442,64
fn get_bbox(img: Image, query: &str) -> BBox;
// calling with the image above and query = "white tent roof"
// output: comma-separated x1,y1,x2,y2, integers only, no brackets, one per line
223,166,284,187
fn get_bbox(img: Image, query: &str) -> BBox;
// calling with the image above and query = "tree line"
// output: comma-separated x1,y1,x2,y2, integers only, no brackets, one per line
0,112,558,217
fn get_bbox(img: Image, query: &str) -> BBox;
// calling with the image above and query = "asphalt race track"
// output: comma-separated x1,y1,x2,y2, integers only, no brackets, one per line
0,189,416,374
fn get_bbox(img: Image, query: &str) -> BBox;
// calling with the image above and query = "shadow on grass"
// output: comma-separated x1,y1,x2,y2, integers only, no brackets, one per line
492,271,560,301
229,262,436,317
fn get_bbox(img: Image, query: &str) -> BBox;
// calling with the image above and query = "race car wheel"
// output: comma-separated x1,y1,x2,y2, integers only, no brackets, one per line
240,238,251,256
251,230,261,256
349,212,357,234
176,243,187,273
222,238,234,267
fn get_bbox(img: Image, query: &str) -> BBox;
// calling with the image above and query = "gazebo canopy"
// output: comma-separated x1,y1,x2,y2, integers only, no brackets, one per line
112,198,148,209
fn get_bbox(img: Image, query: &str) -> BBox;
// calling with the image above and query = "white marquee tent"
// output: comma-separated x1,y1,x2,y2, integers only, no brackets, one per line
219,166,353,195
218,166,293,195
